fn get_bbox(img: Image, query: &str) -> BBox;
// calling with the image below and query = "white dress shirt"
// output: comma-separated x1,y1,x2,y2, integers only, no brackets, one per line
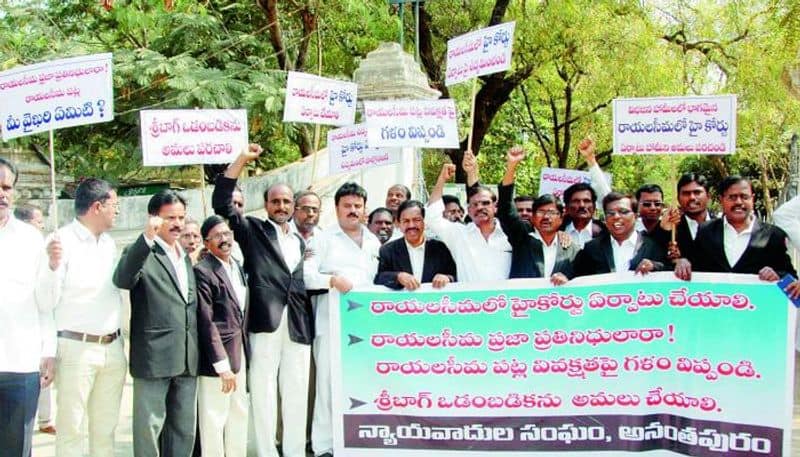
588,162,612,203
565,222,594,249
774,195,800,250
685,215,700,240
404,239,426,281
426,199,511,282
36,219,122,335
611,231,639,272
723,216,755,267
532,231,558,277
152,236,189,301
0,216,54,372
290,220,322,241
267,218,301,272
304,224,381,336
211,255,247,374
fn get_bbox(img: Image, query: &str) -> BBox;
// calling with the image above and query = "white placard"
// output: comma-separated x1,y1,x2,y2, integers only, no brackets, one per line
612,94,737,155
282,71,357,126
445,22,515,86
140,109,248,166
1,53,114,140
538,167,612,201
328,124,401,176
364,99,459,149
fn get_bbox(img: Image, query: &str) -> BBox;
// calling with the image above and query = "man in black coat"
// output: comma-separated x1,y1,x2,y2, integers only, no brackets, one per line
574,192,668,277
113,189,198,457
375,200,457,290
212,144,313,457
497,146,579,284
691,176,796,279
194,216,249,457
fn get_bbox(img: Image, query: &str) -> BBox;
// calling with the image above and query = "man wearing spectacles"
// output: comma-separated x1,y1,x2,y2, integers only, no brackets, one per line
496,146,579,284
635,184,665,234
213,145,314,457
292,190,322,241
194,216,248,457
574,192,668,276
690,176,795,281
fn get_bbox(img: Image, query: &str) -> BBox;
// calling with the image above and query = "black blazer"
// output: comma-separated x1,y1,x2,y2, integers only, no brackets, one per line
375,238,457,289
651,213,715,258
691,218,797,277
496,183,580,279
213,175,314,344
195,255,248,377
573,232,668,277
113,235,199,379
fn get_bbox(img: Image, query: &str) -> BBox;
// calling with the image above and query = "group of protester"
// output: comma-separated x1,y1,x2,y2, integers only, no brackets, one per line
2,135,800,457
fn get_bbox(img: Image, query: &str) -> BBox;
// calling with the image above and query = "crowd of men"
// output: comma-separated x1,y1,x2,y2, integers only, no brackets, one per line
2,137,800,457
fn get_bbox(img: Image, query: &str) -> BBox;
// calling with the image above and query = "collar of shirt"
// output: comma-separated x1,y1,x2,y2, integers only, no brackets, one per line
723,215,755,235
267,217,291,237
684,215,700,239
566,221,593,238
404,237,426,253
290,220,321,238
531,229,558,247
466,219,504,240
154,235,186,260
612,230,639,248
213,255,247,312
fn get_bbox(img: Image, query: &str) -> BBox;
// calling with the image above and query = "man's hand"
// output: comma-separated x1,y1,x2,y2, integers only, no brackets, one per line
758,266,779,282
46,238,62,271
431,274,452,289
673,258,692,281
241,143,263,162
462,149,479,186
330,275,353,293
659,207,682,232
40,357,55,388
635,259,655,275
437,164,456,184
578,138,597,166
550,272,568,286
557,231,572,249
144,216,164,241
506,146,525,168
220,370,236,393
666,241,682,261
784,279,800,300
397,272,421,291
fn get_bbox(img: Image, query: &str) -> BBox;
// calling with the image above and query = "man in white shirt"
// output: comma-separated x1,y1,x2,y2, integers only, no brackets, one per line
367,207,394,244
113,189,199,457
427,158,512,282
0,157,55,457
292,190,322,241
304,182,381,457
37,178,127,457
775,194,800,298
560,138,612,248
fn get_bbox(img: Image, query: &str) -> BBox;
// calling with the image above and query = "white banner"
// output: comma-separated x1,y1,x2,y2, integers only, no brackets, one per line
612,95,737,155
364,100,459,149
539,167,612,201
283,71,357,126
445,22,515,86
140,109,248,166
1,53,114,140
328,124,401,175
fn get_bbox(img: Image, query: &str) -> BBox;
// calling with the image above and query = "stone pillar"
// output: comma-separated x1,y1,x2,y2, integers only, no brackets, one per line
353,42,441,202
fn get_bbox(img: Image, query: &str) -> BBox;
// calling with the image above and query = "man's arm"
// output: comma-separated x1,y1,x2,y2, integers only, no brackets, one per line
428,163,455,204
213,143,262,223
496,146,532,242
579,138,612,202
773,195,800,250
374,244,404,290
113,216,162,290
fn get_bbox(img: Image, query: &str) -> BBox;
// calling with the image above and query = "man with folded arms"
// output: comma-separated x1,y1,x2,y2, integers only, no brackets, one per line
38,178,127,457
195,216,248,457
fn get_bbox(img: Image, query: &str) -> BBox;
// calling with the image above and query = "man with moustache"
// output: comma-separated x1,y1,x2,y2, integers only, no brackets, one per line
375,200,456,290
385,184,410,241
180,218,203,265
442,195,465,223
367,207,394,245
560,138,612,248
573,192,668,277
113,189,198,457
427,153,512,282
37,179,127,457
213,145,313,457
194,216,248,457
496,146,579,284
0,157,55,457
513,195,535,227
689,176,796,280
304,182,381,457
635,184,665,234
292,190,322,241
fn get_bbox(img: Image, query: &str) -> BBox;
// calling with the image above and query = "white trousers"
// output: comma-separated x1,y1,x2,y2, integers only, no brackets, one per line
37,385,53,425
55,337,127,457
311,332,332,456
249,307,311,457
197,353,248,457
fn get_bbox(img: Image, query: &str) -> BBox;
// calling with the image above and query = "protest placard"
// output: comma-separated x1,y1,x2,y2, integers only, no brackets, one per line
328,124,401,176
445,22,515,87
1,53,114,140
364,100,459,149
283,71,357,126
612,95,737,155
539,167,612,200
331,272,793,456
140,109,248,166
